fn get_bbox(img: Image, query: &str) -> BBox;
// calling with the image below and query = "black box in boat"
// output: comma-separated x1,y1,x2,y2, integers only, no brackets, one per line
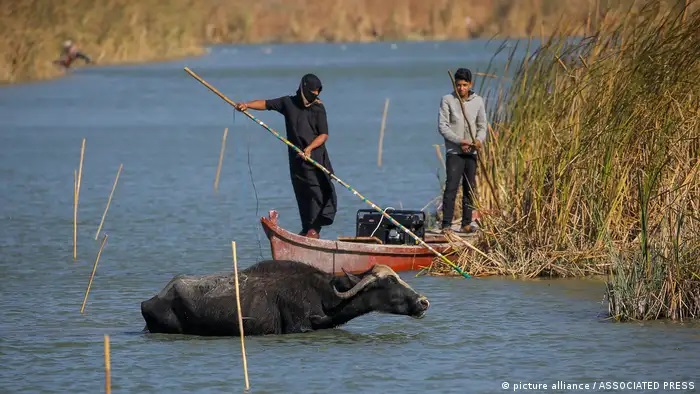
355,209,426,245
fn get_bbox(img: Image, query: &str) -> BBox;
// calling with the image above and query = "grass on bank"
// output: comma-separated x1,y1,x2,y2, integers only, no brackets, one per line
425,0,699,321
2,0,631,84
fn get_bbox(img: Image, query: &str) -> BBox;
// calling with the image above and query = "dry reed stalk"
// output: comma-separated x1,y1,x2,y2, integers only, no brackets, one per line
80,233,108,314
104,334,111,394
95,164,122,240
73,169,77,260
446,231,498,264
231,241,250,390
377,98,389,168
214,128,228,192
74,138,86,260
77,138,86,200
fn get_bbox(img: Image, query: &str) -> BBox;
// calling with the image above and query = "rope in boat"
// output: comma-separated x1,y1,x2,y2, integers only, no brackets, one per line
369,206,395,238
185,67,471,279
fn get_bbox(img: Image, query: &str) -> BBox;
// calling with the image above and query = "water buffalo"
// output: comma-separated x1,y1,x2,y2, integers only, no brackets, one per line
140,260,430,336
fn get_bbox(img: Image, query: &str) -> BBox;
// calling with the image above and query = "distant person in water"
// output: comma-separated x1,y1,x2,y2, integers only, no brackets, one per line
53,40,92,69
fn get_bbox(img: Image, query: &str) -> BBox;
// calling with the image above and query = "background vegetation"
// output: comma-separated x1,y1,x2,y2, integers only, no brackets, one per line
3,0,634,83
427,0,699,321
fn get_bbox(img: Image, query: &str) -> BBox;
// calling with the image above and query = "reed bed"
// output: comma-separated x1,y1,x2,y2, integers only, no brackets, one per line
3,0,626,84
427,0,699,320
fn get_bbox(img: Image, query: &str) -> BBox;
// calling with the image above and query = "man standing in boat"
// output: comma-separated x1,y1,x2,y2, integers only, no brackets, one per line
437,68,487,233
234,74,337,239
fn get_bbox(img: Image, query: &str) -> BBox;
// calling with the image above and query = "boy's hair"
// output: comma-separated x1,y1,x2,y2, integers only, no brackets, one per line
454,68,472,83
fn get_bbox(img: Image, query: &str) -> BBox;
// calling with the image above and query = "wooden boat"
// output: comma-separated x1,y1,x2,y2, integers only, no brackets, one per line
260,210,456,275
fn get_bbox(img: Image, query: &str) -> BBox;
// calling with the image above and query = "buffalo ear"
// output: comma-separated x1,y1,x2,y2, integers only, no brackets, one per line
342,268,361,285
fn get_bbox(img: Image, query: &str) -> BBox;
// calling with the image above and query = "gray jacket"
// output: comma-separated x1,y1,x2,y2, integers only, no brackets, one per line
437,91,487,155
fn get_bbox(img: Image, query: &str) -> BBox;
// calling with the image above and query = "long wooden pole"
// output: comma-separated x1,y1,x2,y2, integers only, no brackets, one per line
214,128,228,192
95,164,122,240
377,98,389,167
74,138,86,260
185,67,471,278
447,70,502,212
80,233,108,314
77,138,85,199
104,334,111,394
231,241,250,390
73,169,78,260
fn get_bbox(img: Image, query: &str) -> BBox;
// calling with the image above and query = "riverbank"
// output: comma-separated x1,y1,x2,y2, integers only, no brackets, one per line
425,0,699,321
2,0,635,84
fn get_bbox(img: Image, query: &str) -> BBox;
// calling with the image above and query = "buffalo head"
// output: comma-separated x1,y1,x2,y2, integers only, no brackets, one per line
328,264,430,319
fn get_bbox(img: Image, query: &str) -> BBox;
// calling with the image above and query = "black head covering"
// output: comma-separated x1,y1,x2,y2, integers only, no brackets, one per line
297,74,323,106
454,68,472,83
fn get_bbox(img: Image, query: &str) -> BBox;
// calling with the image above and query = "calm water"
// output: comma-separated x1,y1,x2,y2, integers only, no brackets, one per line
0,40,698,393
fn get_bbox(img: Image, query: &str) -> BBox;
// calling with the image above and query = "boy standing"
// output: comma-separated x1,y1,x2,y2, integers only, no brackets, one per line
437,68,487,233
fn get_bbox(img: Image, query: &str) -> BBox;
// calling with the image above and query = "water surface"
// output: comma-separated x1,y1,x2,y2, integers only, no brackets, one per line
1,40,697,393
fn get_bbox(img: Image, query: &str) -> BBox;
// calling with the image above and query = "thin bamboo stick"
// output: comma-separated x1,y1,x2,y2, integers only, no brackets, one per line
74,138,86,260
80,234,108,314
74,169,78,260
95,164,123,240
104,334,111,394
231,241,250,390
377,98,389,167
77,138,85,198
214,128,228,192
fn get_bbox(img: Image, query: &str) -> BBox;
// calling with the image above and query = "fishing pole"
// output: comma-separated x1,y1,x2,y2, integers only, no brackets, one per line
184,66,471,279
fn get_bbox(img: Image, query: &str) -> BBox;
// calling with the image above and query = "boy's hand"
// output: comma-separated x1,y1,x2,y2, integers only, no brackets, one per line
460,140,482,152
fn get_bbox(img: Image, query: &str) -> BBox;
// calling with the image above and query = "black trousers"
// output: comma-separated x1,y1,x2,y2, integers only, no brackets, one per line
441,153,477,228
290,160,337,233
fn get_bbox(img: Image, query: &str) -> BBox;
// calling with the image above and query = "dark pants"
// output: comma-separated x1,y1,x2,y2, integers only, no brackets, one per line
289,160,337,234
441,153,477,228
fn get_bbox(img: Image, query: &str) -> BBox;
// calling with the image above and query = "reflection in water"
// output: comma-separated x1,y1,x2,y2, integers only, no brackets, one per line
258,328,428,346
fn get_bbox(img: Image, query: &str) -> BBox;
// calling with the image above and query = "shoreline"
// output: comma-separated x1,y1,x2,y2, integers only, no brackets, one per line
1,0,617,85
2,35,529,87
0,47,207,87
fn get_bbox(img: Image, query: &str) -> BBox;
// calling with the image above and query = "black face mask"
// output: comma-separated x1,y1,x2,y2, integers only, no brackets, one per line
301,85,318,103
297,74,322,107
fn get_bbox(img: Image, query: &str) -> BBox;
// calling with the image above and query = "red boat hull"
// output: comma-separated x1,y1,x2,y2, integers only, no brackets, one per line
261,210,453,274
